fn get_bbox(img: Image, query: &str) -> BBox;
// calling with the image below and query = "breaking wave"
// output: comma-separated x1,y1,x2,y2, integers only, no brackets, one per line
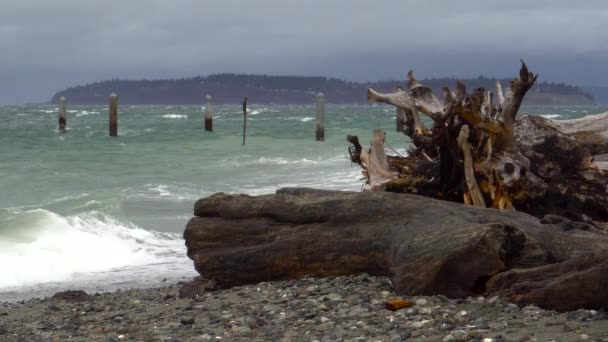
0,209,184,288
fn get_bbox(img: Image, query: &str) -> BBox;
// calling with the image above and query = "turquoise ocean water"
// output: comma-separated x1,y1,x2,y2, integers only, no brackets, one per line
0,103,606,301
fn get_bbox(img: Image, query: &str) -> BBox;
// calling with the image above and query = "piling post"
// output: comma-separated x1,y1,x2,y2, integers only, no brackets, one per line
109,93,118,136
242,97,248,146
315,92,325,141
204,94,213,132
396,108,405,132
58,96,67,132
395,86,404,132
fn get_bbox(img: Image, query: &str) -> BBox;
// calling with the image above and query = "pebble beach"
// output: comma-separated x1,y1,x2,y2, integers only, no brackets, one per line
1,274,607,342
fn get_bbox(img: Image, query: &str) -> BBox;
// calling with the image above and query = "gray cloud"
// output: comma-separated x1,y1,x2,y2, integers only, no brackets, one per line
1,0,607,104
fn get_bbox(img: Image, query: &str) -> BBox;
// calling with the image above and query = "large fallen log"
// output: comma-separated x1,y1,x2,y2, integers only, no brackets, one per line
184,188,608,311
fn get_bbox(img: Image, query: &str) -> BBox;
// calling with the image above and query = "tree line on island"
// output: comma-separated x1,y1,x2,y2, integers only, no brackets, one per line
51,74,595,105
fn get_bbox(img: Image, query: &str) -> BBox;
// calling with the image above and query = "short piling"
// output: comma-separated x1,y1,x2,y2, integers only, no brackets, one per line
315,92,325,141
109,93,118,137
204,94,213,132
58,96,67,132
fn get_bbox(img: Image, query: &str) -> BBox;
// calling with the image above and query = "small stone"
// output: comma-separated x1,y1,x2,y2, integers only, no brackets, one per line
580,334,590,341
487,296,499,304
443,335,455,342
419,307,432,315
200,334,212,341
567,309,592,321
320,317,331,324
489,321,507,330
385,298,414,311
452,330,468,341
415,298,428,306
181,316,195,325
233,326,252,336
509,320,527,328
390,335,402,342
410,320,429,329
506,303,520,311
454,310,468,321
563,321,578,332
326,293,342,301
483,339,493,342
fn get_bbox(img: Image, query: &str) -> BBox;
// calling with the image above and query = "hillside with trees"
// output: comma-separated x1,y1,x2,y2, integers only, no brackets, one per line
51,74,595,105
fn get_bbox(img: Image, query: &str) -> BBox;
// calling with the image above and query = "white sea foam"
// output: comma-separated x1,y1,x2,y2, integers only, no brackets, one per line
124,184,204,201
299,117,314,122
250,157,321,166
541,114,561,119
76,110,100,117
145,185,197,200
162,114,188,119
0,209,183,288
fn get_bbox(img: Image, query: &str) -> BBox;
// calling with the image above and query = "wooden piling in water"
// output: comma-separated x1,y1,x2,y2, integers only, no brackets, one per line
205,94,213,132
395,86,404,132
242,97,248,146
58,96,67,133
316,92,325,141
109,93,118,137
396,108,405,132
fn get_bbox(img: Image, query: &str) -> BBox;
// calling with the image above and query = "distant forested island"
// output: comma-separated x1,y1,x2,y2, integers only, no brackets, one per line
51,74,595,105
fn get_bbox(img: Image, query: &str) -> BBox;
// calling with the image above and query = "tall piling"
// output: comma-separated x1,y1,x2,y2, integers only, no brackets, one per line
205,94,213,132
58,96,67,132
395,86,404,132
396,108,405,132
109,93,118,137
242,97,248,146
315,92,325,141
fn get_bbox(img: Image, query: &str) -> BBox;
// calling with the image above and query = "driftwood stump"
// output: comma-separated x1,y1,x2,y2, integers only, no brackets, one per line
350,62,608,228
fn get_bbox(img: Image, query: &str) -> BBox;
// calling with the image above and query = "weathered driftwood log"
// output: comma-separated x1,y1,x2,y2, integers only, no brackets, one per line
551,112,608,156
512,116,608,228
184,188,608,311
360,129,397,191
352,62,608,227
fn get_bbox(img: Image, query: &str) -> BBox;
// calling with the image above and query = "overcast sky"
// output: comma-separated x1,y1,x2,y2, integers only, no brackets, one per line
1,0,607,104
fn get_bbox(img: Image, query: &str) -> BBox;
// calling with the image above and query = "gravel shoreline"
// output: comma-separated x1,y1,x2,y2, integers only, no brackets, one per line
1,274,607,341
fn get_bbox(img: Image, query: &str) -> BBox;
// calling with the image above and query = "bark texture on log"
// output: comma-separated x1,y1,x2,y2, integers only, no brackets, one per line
551,112,608,156
184,188,608,311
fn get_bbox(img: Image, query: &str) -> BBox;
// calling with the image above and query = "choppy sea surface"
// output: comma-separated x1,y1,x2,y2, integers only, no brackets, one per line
1,103,606,301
